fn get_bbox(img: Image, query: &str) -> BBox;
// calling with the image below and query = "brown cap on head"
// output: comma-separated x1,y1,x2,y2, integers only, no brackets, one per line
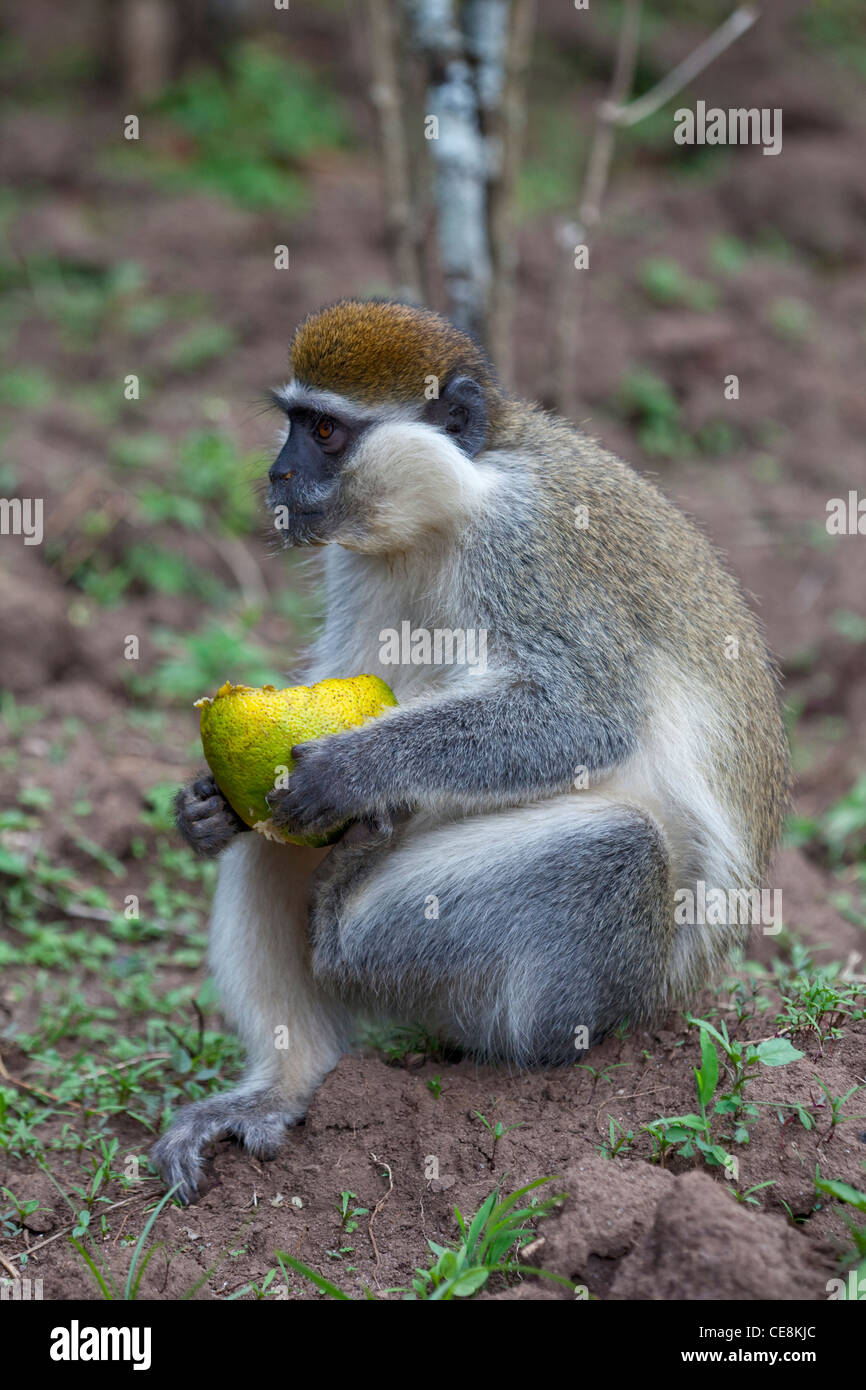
289,300,504,418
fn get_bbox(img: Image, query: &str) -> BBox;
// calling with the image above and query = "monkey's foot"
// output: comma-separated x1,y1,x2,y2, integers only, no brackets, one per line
150,1089,304,1204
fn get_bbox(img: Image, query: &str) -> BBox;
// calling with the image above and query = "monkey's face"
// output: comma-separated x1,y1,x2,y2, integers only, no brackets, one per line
267,395,366,547
268,375,490,554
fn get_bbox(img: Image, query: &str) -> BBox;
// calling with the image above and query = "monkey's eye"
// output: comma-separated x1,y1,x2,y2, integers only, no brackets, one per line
311,415,347,454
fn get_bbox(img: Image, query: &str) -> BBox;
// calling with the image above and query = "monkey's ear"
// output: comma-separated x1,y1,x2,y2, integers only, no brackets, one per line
424,375,487,457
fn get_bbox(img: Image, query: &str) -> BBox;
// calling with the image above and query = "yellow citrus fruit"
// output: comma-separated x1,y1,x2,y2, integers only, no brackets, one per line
196,675,398,846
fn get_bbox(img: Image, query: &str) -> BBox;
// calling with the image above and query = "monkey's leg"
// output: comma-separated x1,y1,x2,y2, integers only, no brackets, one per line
308,797,675,1067
151,834,351,1202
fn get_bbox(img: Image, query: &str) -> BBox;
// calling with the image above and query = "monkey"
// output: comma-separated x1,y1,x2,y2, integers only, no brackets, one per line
151,299,790,1203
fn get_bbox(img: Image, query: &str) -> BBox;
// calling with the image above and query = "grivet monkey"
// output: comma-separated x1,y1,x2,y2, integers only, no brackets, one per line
153,299,789,1202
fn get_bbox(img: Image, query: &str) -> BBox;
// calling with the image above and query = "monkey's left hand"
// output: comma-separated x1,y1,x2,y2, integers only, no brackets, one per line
266,735,377,835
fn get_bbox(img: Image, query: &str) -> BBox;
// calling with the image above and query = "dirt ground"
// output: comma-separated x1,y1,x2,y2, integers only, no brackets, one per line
0,1,865,1301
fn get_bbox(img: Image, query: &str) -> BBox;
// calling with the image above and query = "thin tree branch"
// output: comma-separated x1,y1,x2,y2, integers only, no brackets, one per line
575,0,643,240
486,0,537,385
551,0,642,414
602,6,759,128
366,0,424,300
551,3,759,416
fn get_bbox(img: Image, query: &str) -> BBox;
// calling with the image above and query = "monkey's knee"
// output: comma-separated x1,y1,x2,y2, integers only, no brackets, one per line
313,803,675,1063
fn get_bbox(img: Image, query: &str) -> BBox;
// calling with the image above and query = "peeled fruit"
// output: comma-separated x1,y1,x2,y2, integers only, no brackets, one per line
196,675,398,846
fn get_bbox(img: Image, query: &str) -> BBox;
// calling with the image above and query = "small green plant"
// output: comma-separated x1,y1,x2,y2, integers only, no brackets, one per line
174,428,260,533
799,0,866,78
815,1167,866,1290
767,296,812,341
110,433,170,472
638,256,718,310
598,1116,635,1159
42,1139,129,1239
694,419,741,457
165,322,236,373
707,234,750,275
1,1187,43,1237
818,1171,866,1216
820,778,866,865
336,1191,369,1235
644,1016,802,1171
136,619,285,704
362,1021,448,1066
275,1251,365,1300
773,945,865,1047
811,1080,866,1136
427,1074,443,1099
575,1061,629,1085
616,367,690,458
728,1179,776,1207
720,969,773,1025
688,1014,803,1118
152,42,347,210
644,1024,736,1174
474,1110,527,1166
278,1180,571,1300
227,1268,285,1300
0,366,53,408
401,1179,569,1300
0,692,45,736
832,609,866,644
69,1186,178,1300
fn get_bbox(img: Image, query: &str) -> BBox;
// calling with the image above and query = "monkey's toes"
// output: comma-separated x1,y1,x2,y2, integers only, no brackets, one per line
150,1132,203,1207
231,1111,293,1160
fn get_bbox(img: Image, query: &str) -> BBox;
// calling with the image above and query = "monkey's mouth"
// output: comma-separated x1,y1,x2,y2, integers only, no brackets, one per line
270,503,329,548
267,476,341,546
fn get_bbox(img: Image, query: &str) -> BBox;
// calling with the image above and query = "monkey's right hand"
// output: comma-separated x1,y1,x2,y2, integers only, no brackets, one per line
175,773,248,857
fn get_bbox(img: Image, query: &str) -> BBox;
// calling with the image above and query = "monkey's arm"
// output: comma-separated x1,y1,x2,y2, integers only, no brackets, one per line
267,678,638,834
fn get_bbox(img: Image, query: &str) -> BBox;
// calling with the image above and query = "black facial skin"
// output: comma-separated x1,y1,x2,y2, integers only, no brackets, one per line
267,375,488,548
267,404,363,547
